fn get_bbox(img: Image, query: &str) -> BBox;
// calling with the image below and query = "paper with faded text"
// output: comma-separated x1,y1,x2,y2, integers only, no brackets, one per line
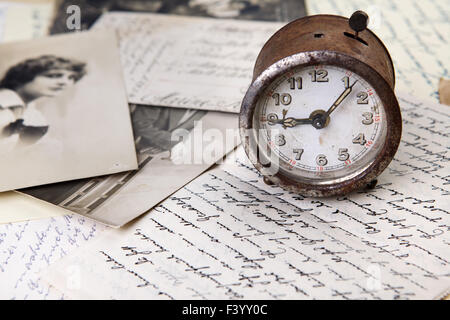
42,93,450,299
0,214,104,299
92,12,283,113
0,0,54,42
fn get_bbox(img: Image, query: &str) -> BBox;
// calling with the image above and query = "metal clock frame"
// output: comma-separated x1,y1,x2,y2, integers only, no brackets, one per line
240,49,402,197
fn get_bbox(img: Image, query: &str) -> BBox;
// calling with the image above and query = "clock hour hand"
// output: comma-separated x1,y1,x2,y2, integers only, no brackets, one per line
267,109,289,125
325,79,358,116
267,111,312,128
282,117,313,128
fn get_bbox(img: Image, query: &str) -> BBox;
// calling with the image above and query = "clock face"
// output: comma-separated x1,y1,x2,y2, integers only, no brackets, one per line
253,64,388,184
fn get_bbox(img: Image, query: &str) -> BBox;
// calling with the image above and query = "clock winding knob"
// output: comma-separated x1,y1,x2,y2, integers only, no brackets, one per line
349,10,369,37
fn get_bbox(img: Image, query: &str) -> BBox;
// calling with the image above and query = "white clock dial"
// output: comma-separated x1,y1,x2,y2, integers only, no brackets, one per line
253,65,387,184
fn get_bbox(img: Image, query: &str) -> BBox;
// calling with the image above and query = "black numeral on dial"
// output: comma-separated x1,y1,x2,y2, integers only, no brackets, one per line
338,148,349,161
316,154,328,166
362,112,373,125
288,77,302,90
352,133,367,145
293,148,304,160
275,134,286,146
272,93,292,105
342,76,349,88
308,69,329,82
357,92,369,104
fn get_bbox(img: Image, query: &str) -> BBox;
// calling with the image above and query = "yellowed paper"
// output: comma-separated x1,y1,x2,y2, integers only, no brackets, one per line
0,0,55,42
0,191,68,223
0,211,106,299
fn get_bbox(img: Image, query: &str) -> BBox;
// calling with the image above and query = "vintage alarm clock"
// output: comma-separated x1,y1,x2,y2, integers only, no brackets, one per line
239,11,402,197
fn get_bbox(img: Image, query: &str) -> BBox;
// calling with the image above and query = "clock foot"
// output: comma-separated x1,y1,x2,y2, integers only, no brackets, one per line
366,179,378,189
263,176,275,185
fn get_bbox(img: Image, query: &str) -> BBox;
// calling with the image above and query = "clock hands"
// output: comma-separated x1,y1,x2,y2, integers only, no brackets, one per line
325,79,358,117
306,79,358,129
267,109,331,129
267,109,288,125
267,110,312,129
283,117,313,127
266,78,358,129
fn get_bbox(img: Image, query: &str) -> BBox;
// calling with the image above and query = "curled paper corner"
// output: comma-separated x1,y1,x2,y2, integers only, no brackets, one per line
438,78,450,106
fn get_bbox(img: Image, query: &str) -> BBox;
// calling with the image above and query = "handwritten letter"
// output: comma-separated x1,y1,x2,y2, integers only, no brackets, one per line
0,215,104,299
43,94,450,299
93,12,282,113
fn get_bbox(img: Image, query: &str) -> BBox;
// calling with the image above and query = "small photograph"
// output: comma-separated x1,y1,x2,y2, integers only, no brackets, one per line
22,104,207,218
21,104,219,227
0,55,84,146
19,104,238,227
132,105,207,154
163,0,307,21
0,30,137,192
49,0,306,34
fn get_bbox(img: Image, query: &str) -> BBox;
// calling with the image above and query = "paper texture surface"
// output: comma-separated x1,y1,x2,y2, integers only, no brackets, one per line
305,0,450,103
0,214,105,299
42,93,450,299
92,12,283,113
0,0,54,42
0,191,69,224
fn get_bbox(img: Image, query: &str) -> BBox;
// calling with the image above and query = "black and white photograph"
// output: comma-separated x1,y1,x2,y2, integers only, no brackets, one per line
49,0,306,34
0,30,137,192
22,104,236,227
21,104,207,215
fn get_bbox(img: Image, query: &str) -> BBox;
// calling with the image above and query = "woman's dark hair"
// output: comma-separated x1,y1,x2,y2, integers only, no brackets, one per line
0,55,86,90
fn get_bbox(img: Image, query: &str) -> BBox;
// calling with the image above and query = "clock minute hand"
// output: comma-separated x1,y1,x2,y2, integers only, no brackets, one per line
325,80,358,116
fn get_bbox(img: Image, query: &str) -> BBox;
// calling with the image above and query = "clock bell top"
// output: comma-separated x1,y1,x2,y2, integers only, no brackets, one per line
252,12,395,90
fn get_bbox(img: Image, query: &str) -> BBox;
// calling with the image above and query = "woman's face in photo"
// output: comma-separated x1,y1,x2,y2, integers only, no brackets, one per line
19,69,78,99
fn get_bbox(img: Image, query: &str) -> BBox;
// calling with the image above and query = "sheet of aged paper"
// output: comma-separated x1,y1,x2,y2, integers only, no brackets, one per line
305,0,450,103
41,93,450,299
0,0,55,42
0,192,71,224
0,214,105,299
92,12,283,113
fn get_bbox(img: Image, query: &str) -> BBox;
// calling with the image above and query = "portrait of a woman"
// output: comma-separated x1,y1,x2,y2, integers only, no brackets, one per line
0,55,86,150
